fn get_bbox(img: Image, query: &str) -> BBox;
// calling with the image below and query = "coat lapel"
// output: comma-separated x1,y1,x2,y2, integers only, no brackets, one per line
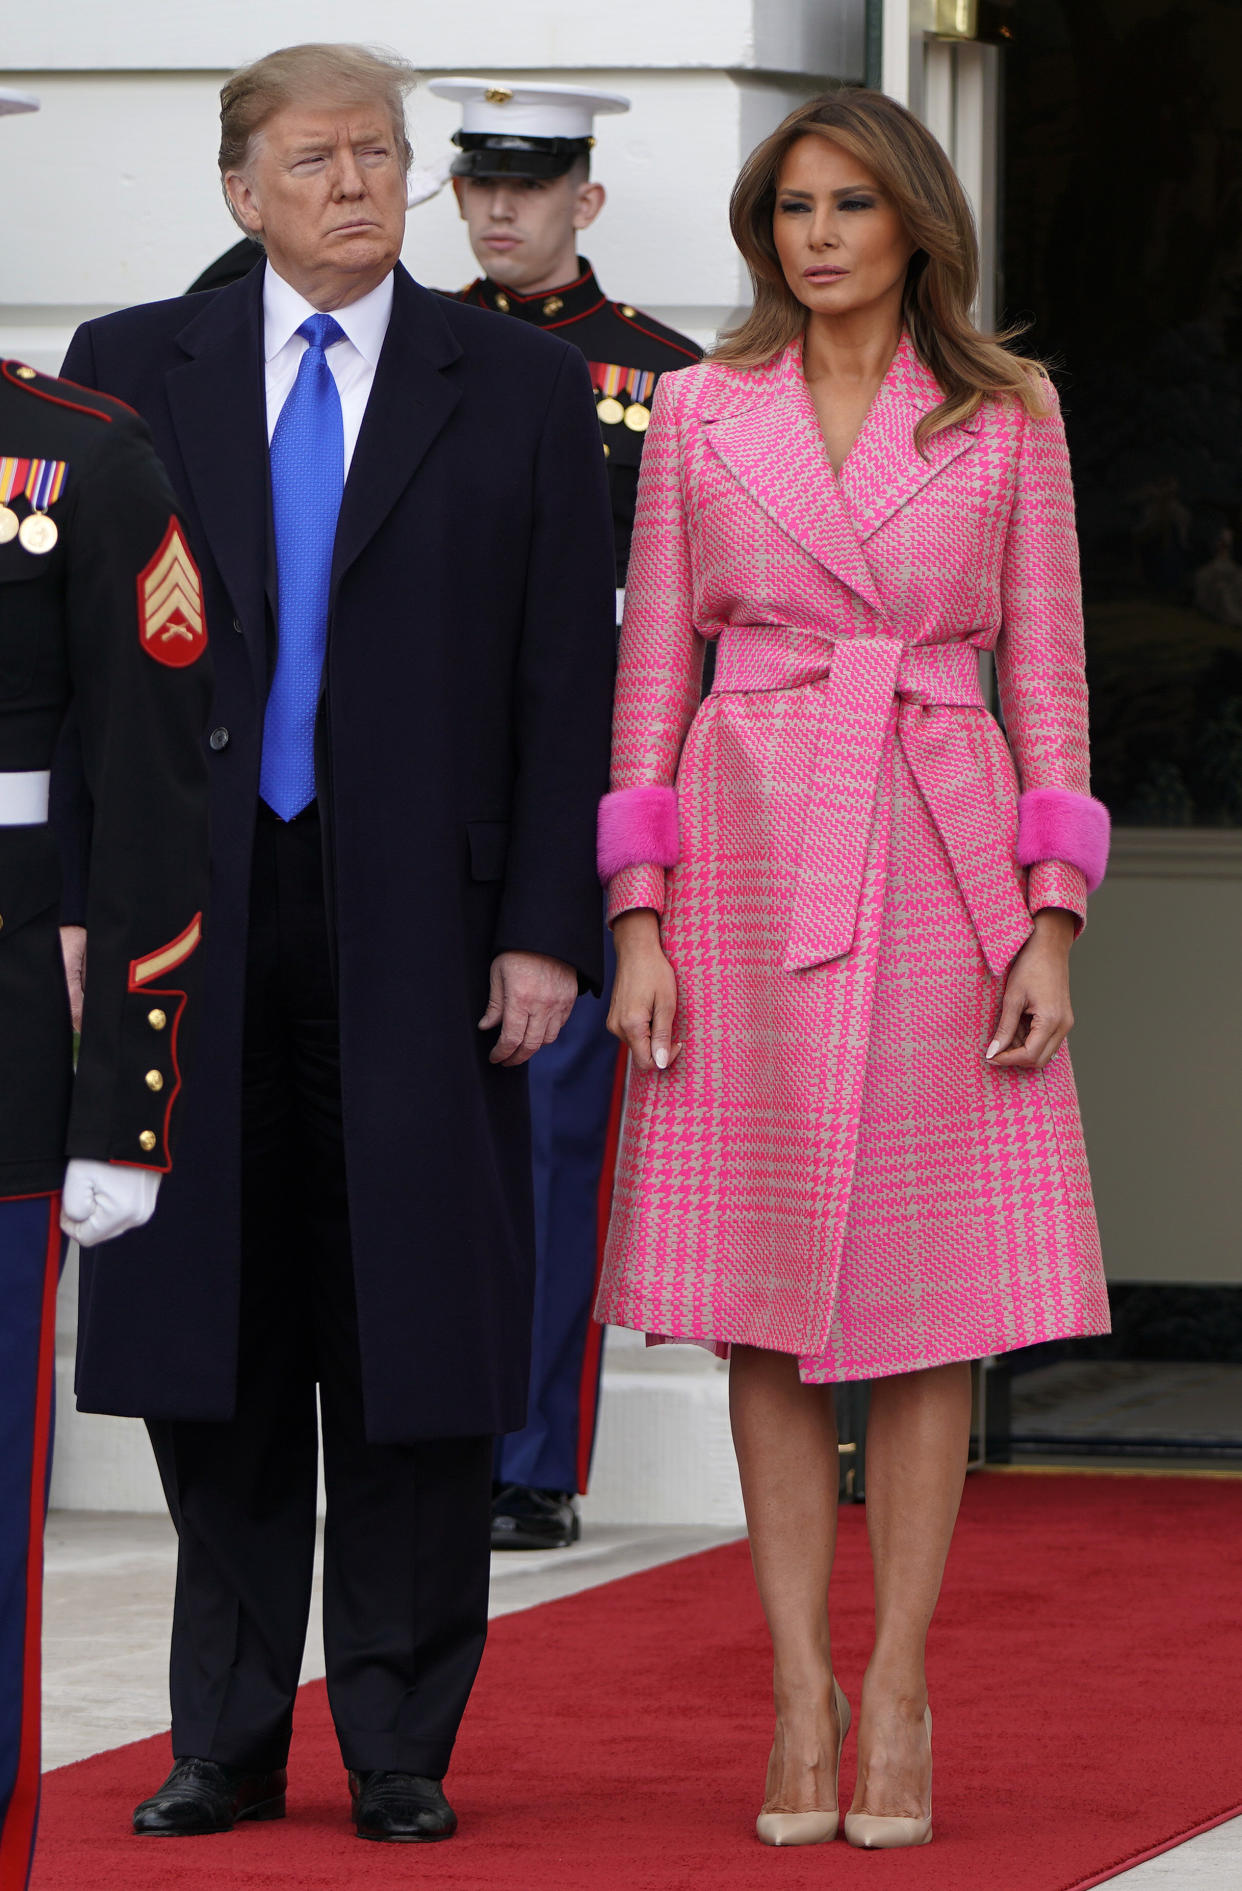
165,267,269,684
330,268,462,596
704,346,886,616
839,332,977,542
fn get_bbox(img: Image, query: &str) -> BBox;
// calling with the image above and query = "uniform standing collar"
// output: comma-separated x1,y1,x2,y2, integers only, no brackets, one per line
262,262,395,364
470,256,607,327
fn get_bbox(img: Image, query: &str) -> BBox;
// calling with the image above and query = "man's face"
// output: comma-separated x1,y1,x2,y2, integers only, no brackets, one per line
453,171,604,293
226,99,408,306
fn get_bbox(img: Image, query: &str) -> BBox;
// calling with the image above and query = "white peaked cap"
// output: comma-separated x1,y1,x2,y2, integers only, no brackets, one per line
0,89,40,116
428,78,631,142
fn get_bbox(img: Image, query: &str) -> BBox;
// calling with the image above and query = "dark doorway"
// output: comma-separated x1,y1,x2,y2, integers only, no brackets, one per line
1003,0,1242,830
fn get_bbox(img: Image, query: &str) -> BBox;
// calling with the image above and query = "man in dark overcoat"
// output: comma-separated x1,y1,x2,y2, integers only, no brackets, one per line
58,42,614,1846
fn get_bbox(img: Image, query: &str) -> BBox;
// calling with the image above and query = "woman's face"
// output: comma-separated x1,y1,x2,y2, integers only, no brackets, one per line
772,134,915,320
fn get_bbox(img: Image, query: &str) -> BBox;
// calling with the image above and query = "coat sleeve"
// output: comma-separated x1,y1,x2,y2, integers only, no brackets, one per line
600,371,705,924
491,346,616,994
61,410,213,1173
995,382,1109,926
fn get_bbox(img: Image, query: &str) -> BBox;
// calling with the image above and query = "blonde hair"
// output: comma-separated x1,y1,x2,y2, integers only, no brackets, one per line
716,87,1050,447
219,43,415,230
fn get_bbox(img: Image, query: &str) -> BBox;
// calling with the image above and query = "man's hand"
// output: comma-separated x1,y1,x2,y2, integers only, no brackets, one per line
479,951,578,1067
61,1159,161,1247
986,907,1076,1071
60,925,87,1034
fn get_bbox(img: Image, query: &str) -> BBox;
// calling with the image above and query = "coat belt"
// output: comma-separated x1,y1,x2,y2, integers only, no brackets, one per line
710,631,1032,978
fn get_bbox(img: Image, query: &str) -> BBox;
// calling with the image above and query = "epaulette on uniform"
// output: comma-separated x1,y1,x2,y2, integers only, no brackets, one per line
610,303,701,362
1,359,140,425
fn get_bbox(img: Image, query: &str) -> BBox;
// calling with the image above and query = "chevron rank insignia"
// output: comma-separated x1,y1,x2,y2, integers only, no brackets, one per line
137,519,206,668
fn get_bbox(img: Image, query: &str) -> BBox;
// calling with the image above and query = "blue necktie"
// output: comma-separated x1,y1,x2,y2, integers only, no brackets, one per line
260,311,346,820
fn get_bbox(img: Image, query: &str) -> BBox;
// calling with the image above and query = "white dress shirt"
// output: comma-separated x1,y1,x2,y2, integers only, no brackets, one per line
262,263,394,475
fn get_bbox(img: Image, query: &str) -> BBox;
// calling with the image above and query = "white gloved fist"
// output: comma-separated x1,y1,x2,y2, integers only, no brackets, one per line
60,1159,161,1248
407,154,453,208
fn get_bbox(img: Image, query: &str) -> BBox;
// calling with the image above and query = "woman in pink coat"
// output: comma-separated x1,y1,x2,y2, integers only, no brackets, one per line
596,90,1110,1851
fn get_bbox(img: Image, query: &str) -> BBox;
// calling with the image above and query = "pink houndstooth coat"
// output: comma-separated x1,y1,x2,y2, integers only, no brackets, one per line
594,332,1110,1381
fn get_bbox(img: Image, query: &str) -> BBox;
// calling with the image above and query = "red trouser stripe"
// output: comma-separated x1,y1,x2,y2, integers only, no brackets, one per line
0,1195,59,1891
576,1045,628,1495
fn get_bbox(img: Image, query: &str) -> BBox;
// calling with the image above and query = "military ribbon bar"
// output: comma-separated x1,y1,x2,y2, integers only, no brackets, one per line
587,363,658,404
0,457,68,506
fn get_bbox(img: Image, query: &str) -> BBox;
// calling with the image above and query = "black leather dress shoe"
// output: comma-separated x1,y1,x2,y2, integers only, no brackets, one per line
349,1771,457,1842
491,1483,580,1550
132,1758,287,1835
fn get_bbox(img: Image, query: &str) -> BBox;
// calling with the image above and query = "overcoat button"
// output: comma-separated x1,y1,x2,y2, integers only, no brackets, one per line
209,727,230,751
138,1130,157,1153
232,617,243,634
147,1008,167,1031
145,1069,165,1092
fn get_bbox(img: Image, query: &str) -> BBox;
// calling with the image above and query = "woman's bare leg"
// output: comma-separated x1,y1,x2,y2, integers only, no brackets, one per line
729,1345,843,1813
850,1361,972,1818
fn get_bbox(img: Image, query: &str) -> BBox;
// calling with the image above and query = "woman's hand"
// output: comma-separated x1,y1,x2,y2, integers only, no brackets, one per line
986,907,1076,1071
608,909,683,1074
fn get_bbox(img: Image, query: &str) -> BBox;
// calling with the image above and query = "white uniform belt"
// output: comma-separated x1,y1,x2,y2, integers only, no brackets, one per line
0,771,51,825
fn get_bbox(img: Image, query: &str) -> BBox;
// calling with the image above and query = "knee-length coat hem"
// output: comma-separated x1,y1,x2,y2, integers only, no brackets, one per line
595,334,1109,1376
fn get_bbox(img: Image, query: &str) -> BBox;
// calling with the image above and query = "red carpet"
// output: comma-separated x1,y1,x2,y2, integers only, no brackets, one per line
32,1473,1242,1890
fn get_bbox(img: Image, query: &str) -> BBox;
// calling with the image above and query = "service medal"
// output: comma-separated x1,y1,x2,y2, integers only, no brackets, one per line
597,395,625,427
623,402,651,433
18,511,57,554
0,504,17,545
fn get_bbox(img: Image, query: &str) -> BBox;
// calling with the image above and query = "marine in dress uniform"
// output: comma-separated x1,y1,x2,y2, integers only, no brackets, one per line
0,93,211,1891
432,79,703,1548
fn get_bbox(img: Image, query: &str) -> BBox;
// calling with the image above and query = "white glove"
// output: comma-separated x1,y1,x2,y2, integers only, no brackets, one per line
61,1159,161,1247
407,155,453,209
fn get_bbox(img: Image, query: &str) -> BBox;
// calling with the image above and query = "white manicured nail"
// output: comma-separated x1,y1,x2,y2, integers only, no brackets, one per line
654,1047,669,1070
985,1040,1000,1061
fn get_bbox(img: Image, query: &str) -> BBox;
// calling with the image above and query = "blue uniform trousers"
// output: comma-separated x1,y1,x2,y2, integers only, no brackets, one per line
496,926,619,1494
0,1194,61,1891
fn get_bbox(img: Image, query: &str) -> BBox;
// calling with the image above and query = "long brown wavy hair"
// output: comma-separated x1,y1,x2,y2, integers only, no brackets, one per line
715,88,1050,447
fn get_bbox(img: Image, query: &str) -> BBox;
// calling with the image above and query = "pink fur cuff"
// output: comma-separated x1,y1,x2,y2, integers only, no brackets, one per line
1016,789,1111,893
597,786,681,883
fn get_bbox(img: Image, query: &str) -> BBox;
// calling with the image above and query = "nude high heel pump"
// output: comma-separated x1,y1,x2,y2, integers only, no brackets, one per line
843,1706,933,1849
755,1677,851,1847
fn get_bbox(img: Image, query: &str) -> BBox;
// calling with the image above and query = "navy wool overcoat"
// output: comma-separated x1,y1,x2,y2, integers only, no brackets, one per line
59,263,616,1442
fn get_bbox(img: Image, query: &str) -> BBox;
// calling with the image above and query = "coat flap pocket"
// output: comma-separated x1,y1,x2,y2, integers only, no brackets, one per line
467,819,510,883
0,826,62,938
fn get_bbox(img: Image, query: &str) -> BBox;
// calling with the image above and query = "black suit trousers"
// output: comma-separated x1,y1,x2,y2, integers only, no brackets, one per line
147,809,493,1777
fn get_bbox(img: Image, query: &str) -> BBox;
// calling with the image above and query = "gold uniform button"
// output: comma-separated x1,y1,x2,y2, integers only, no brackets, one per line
0,914,4,932
597,395,625,427
602,442,610,458
494,293,510,313
619,305,636,319
147,1008,167,1031
15,366,36,380
139,1130,157,1153
623,401,651,433
145,1069,165,1092
542,296,564,317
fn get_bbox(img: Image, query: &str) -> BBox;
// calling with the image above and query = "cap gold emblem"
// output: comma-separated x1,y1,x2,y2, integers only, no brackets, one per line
597,396,625,427
623,401,651,433
139,1130,157,1153
542,296,564,316
147,1008,167,1031
145,1069,165,1092
484,86,514,105
15,366,35,380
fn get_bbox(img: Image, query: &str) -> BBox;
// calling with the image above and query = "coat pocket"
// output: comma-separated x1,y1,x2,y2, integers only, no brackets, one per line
467,819,510,883
0,541,45,701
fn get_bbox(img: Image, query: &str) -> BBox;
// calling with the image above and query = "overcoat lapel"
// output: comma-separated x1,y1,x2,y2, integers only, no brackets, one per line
840,334,977,542
705,349,885,616
331,268,462,596
165,267,269,686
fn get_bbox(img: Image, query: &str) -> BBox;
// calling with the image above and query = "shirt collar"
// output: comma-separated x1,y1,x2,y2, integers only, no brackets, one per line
263,262,395,364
